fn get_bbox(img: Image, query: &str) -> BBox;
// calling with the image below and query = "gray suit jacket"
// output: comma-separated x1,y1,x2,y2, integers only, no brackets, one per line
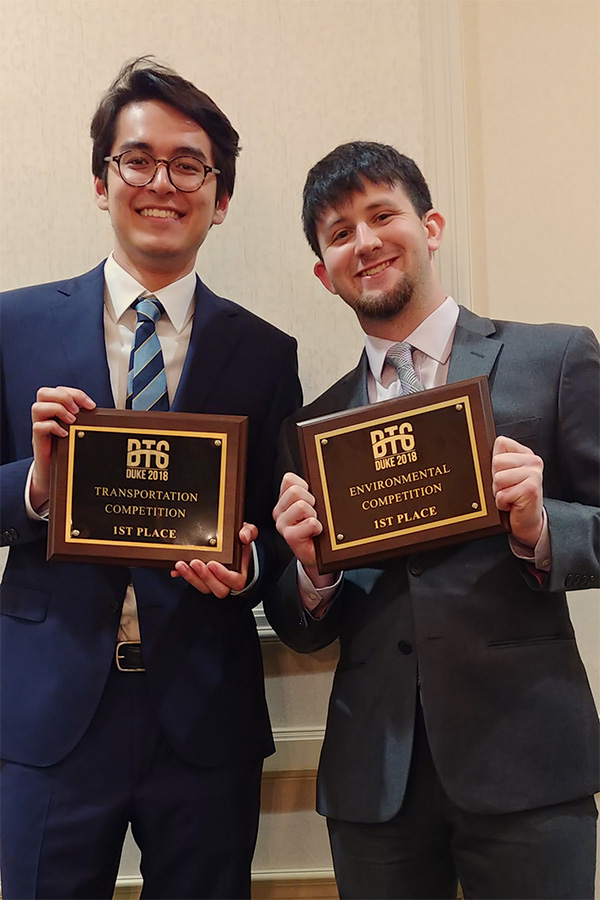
264,306,600,822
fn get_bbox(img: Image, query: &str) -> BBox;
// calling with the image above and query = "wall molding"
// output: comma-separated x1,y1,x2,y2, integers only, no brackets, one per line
113,870,338,900
268,726,325,772
255,601,277,641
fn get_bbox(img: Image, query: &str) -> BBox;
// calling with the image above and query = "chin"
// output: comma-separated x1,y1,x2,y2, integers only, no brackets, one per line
352,276,416,321
354,293,410,321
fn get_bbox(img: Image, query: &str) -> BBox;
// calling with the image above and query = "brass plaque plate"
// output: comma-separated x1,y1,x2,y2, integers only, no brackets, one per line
48,409,247,569
298,377,508,573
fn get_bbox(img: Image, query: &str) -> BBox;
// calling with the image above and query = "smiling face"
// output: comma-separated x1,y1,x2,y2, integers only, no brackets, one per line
313,179,445,337
95,100,228,289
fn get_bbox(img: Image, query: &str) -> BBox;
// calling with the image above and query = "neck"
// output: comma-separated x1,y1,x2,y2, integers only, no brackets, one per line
359,287,447,343
113,251,196,292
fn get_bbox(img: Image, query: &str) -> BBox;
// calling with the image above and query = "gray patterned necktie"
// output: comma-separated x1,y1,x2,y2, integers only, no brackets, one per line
386,342,423,395
126,292,169,411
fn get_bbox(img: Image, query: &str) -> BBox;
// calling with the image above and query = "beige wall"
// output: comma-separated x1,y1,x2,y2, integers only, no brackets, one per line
464,3,600,894
461,0,600,708
463,0,600,332
1,0,598,895
0,0,434,404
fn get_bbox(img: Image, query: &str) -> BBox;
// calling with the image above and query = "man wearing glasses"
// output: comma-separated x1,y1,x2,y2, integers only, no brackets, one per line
0,58,301,900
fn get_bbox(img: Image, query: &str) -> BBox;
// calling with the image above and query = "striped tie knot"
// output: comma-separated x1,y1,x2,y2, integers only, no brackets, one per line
135,294,165,326
126,292,170,411
386,342,423,395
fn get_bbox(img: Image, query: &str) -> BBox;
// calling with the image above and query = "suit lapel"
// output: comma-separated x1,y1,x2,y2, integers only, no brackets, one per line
52,262,115,407
171,277,241,412
447,306,502,385
303,351,370,421
336,353,370,410
50,270,247,412
307,307,502,419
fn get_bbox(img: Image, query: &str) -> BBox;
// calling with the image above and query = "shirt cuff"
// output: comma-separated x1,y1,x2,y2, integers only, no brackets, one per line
298,560,342,618
509,507,551,572
25,462,49,521
231,541,259,596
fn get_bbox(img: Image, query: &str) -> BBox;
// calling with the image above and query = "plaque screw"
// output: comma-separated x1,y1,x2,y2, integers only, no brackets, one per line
455,404,463,411
214,440,222,448
209,537,217,547
336,533,345,541
321,438,328,446
471,502,479,510
77,431,85,438
71,529,80,537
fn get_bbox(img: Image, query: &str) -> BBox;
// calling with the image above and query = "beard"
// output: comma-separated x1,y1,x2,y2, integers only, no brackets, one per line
349,273,416,321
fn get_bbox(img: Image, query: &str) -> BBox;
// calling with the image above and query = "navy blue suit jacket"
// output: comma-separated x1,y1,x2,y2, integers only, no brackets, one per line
0,262,302,768
265,307,600,820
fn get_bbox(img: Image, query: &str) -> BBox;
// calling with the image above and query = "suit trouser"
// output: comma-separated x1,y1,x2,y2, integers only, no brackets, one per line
0,666,262,900
327,703,598,900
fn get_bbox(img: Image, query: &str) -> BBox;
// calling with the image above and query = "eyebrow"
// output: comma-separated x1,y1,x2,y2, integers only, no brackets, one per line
116,140,209,161
322,199,402,233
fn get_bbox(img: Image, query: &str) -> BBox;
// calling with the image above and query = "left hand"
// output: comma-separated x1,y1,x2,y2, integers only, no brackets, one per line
170,522,258,598
492,435,544,548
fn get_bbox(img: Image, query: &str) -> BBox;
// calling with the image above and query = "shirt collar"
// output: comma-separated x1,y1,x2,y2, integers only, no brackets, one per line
365,296,459,384
103,253,196,333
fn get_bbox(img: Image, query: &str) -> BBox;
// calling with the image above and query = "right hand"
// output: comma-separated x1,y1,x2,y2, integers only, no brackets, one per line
273,472,340,591
30,386,96,510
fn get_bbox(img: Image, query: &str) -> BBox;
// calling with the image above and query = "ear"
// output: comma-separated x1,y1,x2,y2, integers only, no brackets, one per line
211,194,230,226
423,209,445,253
94,176,109,212
314,259,337,295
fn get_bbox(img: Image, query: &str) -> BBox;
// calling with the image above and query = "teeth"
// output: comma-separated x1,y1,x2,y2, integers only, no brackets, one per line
140,208,179,219
361,261,390,277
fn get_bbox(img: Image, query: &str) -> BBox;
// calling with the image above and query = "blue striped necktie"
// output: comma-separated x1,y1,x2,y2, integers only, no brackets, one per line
126,292,169,411
386,342,423,395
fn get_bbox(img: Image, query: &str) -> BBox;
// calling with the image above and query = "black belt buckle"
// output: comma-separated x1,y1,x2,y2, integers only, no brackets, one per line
115,641,145,672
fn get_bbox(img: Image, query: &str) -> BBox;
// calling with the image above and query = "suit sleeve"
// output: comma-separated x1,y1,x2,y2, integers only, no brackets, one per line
0,321,47,549
264,411,345,652
542,326,599,593
243,336,303,607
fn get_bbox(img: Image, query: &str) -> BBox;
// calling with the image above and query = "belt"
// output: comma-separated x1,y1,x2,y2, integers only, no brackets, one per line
115,641,145,672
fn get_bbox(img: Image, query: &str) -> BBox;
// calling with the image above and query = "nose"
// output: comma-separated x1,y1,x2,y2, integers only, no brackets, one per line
149,160,176,193
354,222,382,255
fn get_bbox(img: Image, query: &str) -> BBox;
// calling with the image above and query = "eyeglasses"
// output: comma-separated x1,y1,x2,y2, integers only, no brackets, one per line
104,150,221,192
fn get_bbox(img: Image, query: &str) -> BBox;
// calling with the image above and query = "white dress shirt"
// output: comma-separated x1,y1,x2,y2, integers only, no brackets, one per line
103,253,196,409
103,255,197,641
365,295,459,401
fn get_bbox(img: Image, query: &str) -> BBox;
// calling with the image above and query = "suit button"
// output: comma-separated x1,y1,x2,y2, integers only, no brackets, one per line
397,640,413,655
409,560,424,576
108,600,120,614
565,574,574,588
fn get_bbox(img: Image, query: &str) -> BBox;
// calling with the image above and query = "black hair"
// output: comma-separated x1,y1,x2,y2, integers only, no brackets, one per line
302,141,433,257
90,56,239,201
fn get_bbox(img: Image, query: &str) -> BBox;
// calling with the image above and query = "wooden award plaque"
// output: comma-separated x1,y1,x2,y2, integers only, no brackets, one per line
47,409,247,569
298,376,509,574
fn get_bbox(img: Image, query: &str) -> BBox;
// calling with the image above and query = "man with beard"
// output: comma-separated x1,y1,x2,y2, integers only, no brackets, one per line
264,142,599,899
